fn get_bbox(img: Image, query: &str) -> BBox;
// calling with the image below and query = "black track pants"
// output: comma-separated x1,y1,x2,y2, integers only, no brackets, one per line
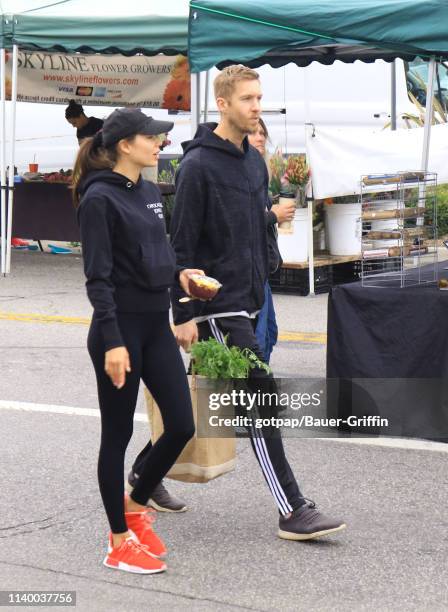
198,316,305,515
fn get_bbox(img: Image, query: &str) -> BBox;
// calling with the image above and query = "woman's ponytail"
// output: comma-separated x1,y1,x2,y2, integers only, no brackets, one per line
71,131,116,207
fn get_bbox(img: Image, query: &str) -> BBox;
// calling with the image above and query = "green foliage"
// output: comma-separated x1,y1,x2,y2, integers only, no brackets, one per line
406,184,448,235
190,337,271,379
158,159,180,217
158,158,180,184
269,149,285,196
436,184,448,236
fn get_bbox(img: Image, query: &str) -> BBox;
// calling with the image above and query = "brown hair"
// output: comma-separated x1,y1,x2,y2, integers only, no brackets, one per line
71,133,135,207
214,64,259,101
258,117,269,141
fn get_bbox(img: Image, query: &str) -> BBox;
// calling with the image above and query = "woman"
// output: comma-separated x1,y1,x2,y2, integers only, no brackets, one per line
248,118,294,363
66,100,104,144
74,108,199,574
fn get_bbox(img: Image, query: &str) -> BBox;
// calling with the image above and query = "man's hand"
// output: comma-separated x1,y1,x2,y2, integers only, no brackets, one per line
105,346,131,389
179,268,205,295
174,320,199,352
271,201,295,224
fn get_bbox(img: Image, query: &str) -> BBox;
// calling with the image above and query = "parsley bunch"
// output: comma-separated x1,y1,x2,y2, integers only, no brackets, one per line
190,337,271,379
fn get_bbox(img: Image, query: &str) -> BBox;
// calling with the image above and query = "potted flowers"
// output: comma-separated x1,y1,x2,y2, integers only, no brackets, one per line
268,148,285,199
281,154,311,220
269,152,311,230
269,152,311,263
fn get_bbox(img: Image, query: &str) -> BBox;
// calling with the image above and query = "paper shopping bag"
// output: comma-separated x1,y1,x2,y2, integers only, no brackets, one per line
145,375,236,483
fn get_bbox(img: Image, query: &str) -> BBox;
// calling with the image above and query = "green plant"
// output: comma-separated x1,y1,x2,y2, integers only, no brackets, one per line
190,337,271,379
158,158,180,184
404,184,448,236
269,148,285,196
436,184,448,236
158,158,180,218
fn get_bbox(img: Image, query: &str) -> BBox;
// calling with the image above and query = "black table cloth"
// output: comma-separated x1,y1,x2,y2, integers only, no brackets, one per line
327,265,448,441
12,182,80,242
9,181,176,243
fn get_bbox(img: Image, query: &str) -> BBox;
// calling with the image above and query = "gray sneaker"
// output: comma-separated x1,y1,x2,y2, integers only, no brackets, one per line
278,500,346,540
127,471,187,513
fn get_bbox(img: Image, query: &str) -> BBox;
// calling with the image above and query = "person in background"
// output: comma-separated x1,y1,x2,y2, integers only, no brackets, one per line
65,100,104,144
74,108,198,574
248,118,294,364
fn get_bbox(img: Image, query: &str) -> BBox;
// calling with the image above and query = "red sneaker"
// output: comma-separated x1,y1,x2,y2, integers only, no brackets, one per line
11,238,30,247
125,508,167,559
103,535,166,574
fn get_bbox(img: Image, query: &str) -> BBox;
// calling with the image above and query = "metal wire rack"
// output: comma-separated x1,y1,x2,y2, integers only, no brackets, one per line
360,171,438,288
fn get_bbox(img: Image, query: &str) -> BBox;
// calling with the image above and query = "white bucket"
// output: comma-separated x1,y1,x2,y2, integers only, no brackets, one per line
368,199,401,248
325,203,361,256
277,208,308,263
369,199,401,232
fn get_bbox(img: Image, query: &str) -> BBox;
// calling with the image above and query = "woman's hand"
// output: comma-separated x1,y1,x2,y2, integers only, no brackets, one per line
105,346,131,390
179,268,205,295
271,202,295,224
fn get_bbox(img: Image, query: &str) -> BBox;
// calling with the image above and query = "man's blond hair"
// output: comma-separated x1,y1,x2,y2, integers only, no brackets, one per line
214,64,260,101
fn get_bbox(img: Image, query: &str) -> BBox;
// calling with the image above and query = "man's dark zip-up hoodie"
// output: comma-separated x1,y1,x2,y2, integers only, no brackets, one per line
77,170,176,350
170,123,269,325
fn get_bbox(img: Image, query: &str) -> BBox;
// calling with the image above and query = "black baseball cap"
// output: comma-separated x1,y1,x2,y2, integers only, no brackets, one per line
102,108,174,148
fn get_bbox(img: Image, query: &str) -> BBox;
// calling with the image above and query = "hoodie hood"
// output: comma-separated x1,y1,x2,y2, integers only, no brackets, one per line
78,169,144,197
181,122,249,159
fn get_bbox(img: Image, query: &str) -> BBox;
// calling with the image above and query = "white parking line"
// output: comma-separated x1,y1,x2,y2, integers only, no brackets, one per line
316,436,448,453
0,400,447,453
0,400,147,422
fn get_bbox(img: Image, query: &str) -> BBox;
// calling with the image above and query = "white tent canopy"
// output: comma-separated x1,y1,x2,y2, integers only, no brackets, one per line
307,123,448,200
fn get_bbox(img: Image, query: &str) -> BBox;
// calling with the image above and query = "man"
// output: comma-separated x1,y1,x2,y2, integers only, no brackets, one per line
170,65,346,540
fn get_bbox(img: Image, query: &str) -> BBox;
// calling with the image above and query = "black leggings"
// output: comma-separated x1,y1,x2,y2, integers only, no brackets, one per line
88,310,195,534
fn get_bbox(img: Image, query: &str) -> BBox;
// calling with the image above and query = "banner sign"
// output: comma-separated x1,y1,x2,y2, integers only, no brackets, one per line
4,51,190,110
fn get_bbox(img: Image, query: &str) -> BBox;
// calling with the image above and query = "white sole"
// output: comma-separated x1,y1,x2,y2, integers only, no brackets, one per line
103,558,166,574
148,499,188,513
125,481,187,514
278,523,347,541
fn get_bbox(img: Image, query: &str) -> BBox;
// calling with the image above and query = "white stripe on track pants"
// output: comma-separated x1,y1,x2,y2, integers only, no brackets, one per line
197,316,305,515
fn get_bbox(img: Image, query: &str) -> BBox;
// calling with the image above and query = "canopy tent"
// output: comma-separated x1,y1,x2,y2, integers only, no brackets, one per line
0,0,188,55
188,0,447,294
188,0,448,72
0,0,189,275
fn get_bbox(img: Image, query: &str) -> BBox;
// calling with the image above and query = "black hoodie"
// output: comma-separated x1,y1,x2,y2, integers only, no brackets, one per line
170,123,269,325
77,170,176,350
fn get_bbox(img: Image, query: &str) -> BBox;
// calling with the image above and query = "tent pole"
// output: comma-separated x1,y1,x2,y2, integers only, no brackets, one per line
203,70,210,122
5,44,18,275
390,60,397,130
307,188,315,296
421,57,436,172
304,69,315,296
0,49,6,276
190,72,201,138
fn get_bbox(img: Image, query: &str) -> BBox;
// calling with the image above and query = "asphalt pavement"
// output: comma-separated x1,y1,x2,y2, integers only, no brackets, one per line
0,249,447,612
